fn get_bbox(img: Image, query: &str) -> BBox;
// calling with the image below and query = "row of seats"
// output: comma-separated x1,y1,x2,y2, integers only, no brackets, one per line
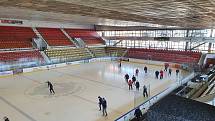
126,48,201,64
44,48,92,62
129,48,201,59
0,26,105,49
88,47,127,58
88,47,107,57
65,29,104,45
0,26,36,49
0,50,44,63
37,28,74,46
106,47,127,57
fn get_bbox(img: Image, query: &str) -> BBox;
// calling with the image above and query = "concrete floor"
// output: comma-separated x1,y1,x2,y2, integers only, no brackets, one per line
0,61,189,121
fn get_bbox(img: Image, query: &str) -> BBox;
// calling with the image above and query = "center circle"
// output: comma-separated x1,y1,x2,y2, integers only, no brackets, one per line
25,82,85,99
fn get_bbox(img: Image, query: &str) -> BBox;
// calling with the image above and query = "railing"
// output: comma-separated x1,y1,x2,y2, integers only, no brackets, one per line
115,73,194,121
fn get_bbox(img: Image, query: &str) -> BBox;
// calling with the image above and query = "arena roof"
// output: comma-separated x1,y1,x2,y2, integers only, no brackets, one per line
0,0,215,29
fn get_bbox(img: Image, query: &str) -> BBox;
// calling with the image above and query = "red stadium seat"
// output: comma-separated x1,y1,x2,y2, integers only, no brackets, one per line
0,26,36,49
0,50,44,63
37,28,74,46
65,29,104,45
126,48,201,65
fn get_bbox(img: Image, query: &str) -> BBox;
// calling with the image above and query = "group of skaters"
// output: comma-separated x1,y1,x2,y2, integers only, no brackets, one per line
155,68,180,79
125,74,148,97
98,96,108,116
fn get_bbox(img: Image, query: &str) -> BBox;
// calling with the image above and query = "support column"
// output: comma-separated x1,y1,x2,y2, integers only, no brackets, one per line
185,30,189,51
208,29,213,53
185,42,189,51
208,43,212,53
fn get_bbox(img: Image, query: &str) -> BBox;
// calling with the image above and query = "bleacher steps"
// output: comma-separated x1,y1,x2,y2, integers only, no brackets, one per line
85,47,94,58
60,28,79,47
121,48,129,57
199,53,207,66
100,37,108,45
40,51,51,64
74,38,86,48
32,27,50,49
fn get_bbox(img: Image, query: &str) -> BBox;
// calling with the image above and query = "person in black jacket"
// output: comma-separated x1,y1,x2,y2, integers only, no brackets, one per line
135,81,140,91
125,74,129,83
176,69,180,76
144,66,147,73
132,75,136,83
98,96,102,111
143,85,148,97
47,81,55,94
3,116,9,121
102,98,107,116
155,71,159,79
134,107,143,120
169,68,172,76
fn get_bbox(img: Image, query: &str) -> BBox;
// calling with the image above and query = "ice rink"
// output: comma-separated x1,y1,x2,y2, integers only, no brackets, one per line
0,61,189,121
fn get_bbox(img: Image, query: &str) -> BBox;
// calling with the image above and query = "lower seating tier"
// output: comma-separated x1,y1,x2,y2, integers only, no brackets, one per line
126,48,201,64
0,50,44,63
45,48,92,63
105,47,127,57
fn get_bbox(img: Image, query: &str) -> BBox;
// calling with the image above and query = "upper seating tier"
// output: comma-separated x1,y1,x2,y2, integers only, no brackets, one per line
37,28,74,46
65,29,104,45
0,26,36,49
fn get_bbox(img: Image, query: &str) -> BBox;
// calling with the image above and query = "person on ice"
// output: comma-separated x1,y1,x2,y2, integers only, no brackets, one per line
169,68,172,76
128,79,133,90
102,98,107,116
135,81,140,91
143,85,148,97
125,74,129,83
135,68,139,76
164,63,169,71
176,69,180,76
47,81,55,94
160,70,164,79
119,60,122,67
98,96,103,111
3,116,9,121
155,71,159,79
144,66,147,73
132,75,136,83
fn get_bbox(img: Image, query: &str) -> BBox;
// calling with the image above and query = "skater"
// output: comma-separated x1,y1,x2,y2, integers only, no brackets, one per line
155,71,159,79
168,68,172,76
128,79,133,90
176,69,180,76
160,70,164,79
102,98,107,116
3,116,9,121
134,107,143,120
143,85,148,97
135,68,139,76
98,96,103,111
135,81,140,91
144,66,147,73
125,74,129,83
132,75,136,83
119,60,122,67
164,63,169,71
47,81,55,94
